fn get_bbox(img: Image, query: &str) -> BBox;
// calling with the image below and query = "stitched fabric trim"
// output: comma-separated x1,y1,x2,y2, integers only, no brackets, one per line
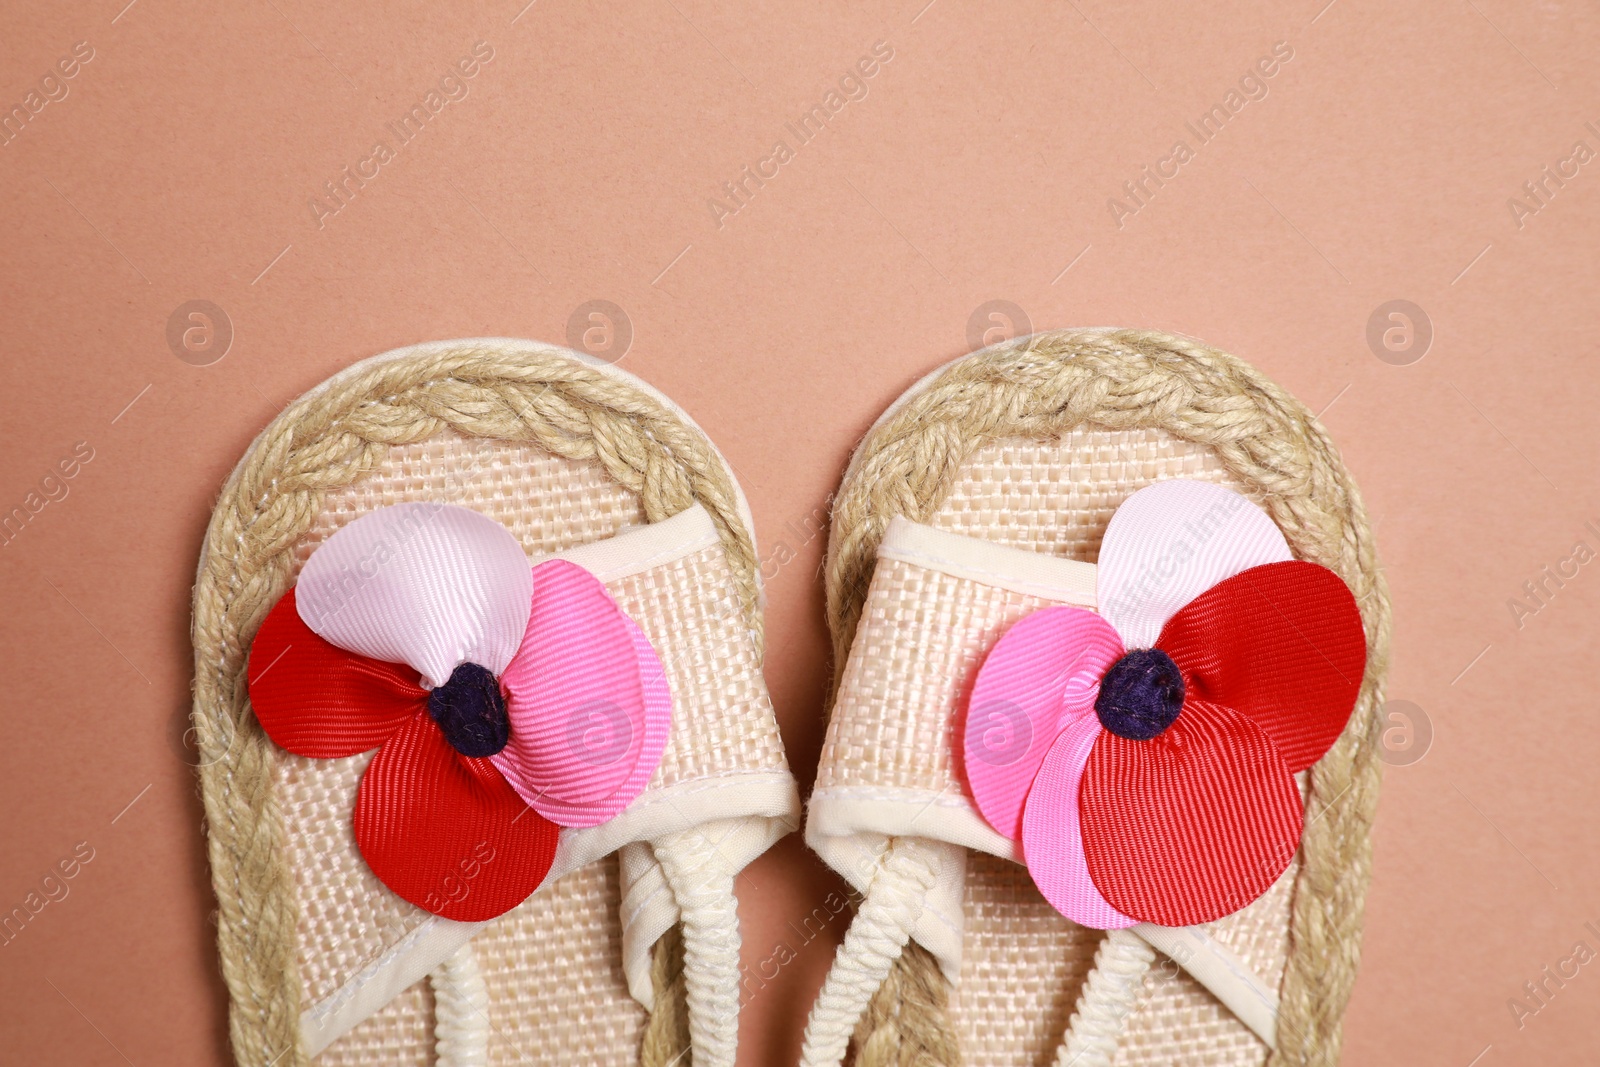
878,515,1098,605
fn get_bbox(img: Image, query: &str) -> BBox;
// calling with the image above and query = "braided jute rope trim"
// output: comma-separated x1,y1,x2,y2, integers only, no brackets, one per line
640,926,692,1066
851,941,961,1067
824,328,1392,1067
190,342,759,1067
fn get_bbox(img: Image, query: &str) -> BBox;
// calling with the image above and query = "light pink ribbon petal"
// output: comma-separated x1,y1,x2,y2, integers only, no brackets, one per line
513,609,672,827
296,502,533,687
1020,717,1136,930
962,606,1124,843
1096,480,1292,650
494,560,665,821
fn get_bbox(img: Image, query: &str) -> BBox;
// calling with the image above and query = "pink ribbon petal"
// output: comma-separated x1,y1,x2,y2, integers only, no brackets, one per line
510,608,672,827
493,560,668,826
295,503,533,687
962,606,1124,844
1096,481,1292,650
1019,716,1136,930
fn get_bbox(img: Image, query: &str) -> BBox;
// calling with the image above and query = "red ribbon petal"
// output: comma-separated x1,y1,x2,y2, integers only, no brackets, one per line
353,711,559,921
1079,698,1302,926
1156,560,1366,773
248,589,427,758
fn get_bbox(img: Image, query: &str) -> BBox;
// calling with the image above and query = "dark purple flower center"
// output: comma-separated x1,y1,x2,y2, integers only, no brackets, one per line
1095,648,1185,741
428,662,510,757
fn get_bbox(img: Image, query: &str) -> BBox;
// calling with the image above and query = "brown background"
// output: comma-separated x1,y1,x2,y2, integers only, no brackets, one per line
2,0,1598,1064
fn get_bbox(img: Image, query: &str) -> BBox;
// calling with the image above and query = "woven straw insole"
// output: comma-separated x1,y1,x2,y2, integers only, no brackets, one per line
277,429,785,1066
927,429,1290,1067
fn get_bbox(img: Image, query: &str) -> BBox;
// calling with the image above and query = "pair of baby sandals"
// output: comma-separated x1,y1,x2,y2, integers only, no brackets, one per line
191,329,1388,1067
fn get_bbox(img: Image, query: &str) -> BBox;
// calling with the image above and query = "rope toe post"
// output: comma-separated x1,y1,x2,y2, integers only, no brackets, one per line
850,941,961,1067
1054,929,1156,1067
800,838,947,1067
654,828,745,1067
431,943,490,1067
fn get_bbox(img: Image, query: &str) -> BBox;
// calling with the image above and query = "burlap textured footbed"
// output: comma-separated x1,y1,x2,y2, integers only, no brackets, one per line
810,329,1390,1067
190,339,796,1066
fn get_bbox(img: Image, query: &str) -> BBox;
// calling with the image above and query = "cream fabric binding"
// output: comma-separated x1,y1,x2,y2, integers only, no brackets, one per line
803,517,1281,1066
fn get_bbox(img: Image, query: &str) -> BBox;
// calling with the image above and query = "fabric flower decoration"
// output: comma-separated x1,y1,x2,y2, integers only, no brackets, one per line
247,502,671,922
960,481,1366,928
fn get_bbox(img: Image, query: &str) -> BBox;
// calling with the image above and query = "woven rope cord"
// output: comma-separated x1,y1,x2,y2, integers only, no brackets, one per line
799,838,943,1067
640,925,692,1065
655,829,745,1067
824,329,1391,1067
190,343,761,1067
851,938,962,1067
431,942,490,1066
1054,930,1156,1067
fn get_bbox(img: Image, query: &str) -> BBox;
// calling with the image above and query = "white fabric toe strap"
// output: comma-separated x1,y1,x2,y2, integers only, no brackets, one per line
295,503,799,1059
805,517,1281,1066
